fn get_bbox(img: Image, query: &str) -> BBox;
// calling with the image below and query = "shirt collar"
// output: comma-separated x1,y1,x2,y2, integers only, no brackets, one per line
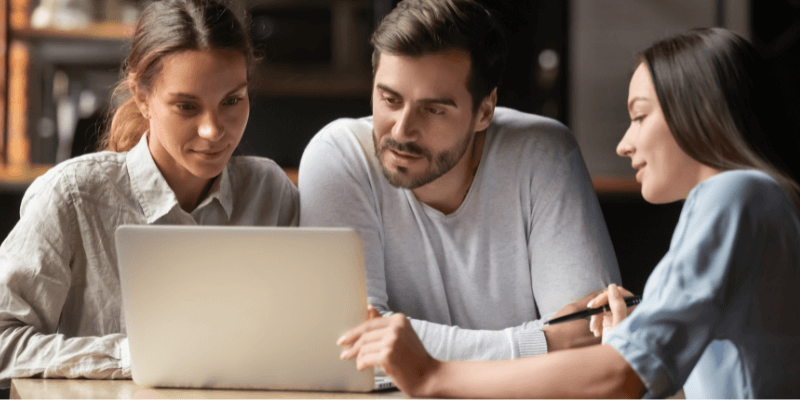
127,133,234,223
194,164,233,219
127,134,182,223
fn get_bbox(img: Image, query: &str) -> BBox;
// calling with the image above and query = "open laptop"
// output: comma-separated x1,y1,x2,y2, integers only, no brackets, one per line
115,225,394,392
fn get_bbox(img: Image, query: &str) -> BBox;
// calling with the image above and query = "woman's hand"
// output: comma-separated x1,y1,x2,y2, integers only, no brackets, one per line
337,312,441,397
588,284,635,342
542,292,603,351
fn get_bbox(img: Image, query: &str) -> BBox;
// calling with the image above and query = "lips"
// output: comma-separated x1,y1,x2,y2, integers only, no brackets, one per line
632,162,645,183
192,147,228,159
387,148,422,159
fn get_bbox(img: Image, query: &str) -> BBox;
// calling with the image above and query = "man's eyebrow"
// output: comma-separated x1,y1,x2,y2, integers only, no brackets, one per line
419,97,457,108
376,84,401,98
225,82,249,95
376,83,457,108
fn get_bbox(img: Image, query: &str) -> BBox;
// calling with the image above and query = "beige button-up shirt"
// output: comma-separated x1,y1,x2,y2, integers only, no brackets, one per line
0,135,298,388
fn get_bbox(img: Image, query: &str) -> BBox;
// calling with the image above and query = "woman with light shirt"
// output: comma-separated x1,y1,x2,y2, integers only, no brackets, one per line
337,27,800,398
0,0,297,390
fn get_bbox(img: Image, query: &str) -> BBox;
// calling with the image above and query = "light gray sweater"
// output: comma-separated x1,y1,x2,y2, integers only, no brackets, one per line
299,107,620,360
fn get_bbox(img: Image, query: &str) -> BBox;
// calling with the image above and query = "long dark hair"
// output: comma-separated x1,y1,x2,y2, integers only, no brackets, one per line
639,27,800,210
100,0,254,152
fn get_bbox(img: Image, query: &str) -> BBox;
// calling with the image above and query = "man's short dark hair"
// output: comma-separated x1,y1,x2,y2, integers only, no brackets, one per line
370,0,507,111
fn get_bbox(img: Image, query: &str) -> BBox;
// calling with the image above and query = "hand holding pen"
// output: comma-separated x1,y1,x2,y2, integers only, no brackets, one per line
586,284,637,342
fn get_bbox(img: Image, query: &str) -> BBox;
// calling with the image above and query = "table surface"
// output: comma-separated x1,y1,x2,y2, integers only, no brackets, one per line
10,378,408,399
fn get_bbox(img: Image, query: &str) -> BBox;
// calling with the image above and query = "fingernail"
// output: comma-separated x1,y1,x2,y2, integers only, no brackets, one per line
587,300,594,308
336,335,346,345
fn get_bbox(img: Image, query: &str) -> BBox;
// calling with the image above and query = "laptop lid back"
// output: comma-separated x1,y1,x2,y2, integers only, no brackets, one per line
115,225,373,392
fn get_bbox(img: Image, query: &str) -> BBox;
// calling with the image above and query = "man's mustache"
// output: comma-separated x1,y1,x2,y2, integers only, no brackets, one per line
379,138,428,157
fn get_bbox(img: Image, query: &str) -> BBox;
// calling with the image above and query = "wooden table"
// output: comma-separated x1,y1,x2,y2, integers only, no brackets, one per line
10,378,407,399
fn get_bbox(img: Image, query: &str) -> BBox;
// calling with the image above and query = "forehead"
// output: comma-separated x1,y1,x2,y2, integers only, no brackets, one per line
374,50,472,99
154,49,247,93
628,63,657,102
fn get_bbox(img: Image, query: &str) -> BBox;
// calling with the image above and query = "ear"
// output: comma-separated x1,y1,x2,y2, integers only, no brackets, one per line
474,88,497,132
129,80,150,119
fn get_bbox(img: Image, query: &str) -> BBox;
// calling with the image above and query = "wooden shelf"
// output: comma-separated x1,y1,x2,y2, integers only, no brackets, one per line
0,163,640,196
10,22,134,41
253,66,373,98
592,175,641,195
0,163,51,191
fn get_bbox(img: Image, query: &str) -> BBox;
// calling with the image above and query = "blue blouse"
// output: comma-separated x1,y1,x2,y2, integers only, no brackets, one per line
605,170,800,398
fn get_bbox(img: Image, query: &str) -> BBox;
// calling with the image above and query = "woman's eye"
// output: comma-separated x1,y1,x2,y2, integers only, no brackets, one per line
631,115,645,123
223,97,242,106
176,103,197,112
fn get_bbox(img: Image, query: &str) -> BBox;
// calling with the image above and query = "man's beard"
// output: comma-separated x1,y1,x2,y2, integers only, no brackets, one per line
373,127,473,189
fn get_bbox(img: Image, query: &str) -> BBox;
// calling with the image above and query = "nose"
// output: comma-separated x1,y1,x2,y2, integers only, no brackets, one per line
391,106,419,143
616,126,635,157
198,111,224,142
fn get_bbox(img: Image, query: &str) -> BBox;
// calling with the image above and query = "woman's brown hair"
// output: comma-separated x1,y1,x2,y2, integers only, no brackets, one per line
640,27,800,210
100,0,254,152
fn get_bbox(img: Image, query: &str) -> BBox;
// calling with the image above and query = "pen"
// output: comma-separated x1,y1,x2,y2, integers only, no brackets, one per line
545,295,642,325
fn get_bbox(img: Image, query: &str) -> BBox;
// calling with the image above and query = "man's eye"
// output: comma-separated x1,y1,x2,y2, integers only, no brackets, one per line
428,108,444,115
384,97,398,105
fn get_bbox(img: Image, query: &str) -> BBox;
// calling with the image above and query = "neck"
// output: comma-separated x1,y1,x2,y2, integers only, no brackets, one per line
684,164,722,199
412,130,486,215
168,172,217,213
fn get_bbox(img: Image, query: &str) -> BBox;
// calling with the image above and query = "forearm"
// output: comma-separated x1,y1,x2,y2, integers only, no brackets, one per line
409,316,550,361
0,325,130,388
424,344,644,399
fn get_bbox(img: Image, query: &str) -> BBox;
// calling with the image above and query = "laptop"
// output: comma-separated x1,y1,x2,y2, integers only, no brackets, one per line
115,225,395,392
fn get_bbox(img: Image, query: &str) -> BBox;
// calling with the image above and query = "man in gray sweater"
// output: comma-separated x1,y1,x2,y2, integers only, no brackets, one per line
299,0,621,361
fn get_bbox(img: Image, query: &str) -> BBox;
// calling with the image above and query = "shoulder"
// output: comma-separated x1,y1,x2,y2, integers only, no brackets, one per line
687,170,794,225
305,116,374,156
691,170,785,206
22,151,127,213
28,151,127,196
300,116,377,179
490,107,578,156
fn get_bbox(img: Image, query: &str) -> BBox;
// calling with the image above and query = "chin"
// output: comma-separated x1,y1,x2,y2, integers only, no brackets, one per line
641,185,682,204
190,164,226,180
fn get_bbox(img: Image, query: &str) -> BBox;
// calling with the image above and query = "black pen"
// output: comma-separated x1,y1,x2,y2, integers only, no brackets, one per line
545,295,642,325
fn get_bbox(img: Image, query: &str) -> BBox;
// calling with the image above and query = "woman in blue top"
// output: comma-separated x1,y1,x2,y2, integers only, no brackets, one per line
0,0,297,389
337,27,800,398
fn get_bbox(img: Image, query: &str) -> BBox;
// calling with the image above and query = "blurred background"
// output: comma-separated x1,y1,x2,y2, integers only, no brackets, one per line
1,0,798,294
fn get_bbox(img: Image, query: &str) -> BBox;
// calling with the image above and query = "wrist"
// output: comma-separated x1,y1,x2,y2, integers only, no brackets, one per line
417,359,446,398
542,326,557,352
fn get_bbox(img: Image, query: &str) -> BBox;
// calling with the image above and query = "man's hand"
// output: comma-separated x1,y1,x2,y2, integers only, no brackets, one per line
542,292,602,351
338,313,441,397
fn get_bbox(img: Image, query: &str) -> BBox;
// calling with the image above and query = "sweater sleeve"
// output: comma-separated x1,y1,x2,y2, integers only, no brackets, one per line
0,172,130,389
526,143,621,318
